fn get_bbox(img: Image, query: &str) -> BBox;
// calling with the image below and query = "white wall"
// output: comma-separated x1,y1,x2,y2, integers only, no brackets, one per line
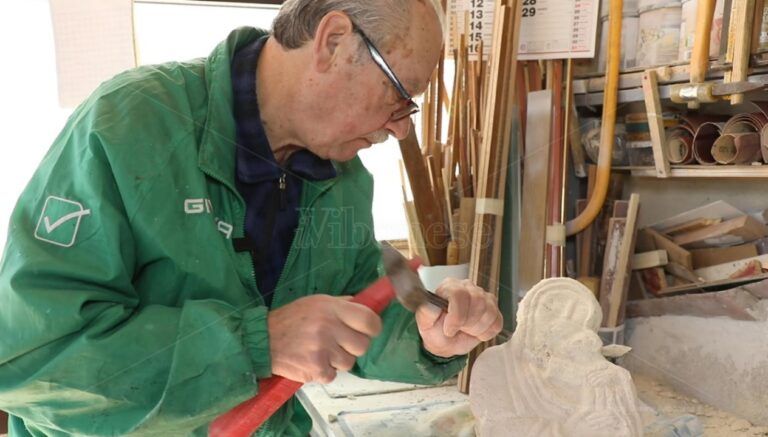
0,0,72,251
0,0,408,254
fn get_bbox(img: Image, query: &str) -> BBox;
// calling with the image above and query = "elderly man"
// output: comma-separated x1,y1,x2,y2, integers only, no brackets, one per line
0,0,502,436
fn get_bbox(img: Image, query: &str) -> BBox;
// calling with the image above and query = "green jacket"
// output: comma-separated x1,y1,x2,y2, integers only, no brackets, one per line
0,27,464,436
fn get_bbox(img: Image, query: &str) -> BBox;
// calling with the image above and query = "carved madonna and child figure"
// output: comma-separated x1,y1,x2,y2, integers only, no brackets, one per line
470,278,643,437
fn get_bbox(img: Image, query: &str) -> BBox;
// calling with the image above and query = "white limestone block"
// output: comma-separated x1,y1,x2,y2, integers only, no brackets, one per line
469,277,643,437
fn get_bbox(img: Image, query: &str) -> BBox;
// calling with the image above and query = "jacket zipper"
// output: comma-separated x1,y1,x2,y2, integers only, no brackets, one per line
255,173,287,436
271,172,336,303
278,172,287,210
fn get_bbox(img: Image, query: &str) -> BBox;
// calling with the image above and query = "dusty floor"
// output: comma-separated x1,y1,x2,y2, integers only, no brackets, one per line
633,372,768,436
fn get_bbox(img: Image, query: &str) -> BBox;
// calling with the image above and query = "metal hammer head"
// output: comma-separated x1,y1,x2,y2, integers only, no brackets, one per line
381,242,448,312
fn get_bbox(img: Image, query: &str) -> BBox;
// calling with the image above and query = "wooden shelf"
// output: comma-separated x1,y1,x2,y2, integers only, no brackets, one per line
573,66,768,106
575,66,768,179
613,165,768,178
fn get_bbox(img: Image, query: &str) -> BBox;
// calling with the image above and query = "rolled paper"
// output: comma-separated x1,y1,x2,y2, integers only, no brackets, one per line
692,121,724,165
711,133,762,164
666,126,694,164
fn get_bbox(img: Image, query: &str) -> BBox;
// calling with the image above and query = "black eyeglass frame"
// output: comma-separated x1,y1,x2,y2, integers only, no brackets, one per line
353,25,420,121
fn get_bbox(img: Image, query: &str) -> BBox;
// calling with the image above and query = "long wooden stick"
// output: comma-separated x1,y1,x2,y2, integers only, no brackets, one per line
399,122,448,266
459,0,522,393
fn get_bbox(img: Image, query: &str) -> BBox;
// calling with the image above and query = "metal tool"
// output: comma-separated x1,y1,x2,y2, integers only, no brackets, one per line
671,81,766,105
382,242,449,311
209,243,448,437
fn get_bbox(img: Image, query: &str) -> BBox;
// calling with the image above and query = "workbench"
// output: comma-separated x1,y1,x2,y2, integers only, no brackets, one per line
298,372,471,436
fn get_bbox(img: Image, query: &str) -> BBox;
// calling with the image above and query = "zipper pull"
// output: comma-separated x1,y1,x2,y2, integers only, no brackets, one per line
278,172,287,210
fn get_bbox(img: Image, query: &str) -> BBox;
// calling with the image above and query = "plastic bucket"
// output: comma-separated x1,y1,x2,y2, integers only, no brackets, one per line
760,5,768,50
600,0,640,18
679,0,725,61
637,0,680,10
636,2,683,67
598,14,639,72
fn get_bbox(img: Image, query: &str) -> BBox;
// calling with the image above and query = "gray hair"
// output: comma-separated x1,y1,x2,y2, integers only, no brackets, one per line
272,0,445,50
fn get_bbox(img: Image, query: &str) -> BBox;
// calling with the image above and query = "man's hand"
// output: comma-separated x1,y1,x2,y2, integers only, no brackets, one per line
268,295,382,384
415,278,503,357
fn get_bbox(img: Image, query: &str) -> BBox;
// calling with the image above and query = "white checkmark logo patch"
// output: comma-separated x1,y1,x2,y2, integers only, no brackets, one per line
34,196,91,247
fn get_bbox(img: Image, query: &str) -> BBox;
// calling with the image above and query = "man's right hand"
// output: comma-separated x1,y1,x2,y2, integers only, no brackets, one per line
267,294,382,384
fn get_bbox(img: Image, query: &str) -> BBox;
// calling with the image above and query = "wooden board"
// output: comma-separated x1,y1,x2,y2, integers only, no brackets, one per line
665,261,703,283
403,201,429,262
455,197,476,264
672,215,768,249
609,193,640,327
600,218,627,327
694,254,768,281
627,287,762,321
638,227,694,269
691,244,759,268
599,193,640,328
638,267,669,296
656,273,768,295
399,122,448,265
649,200,745,232
518,89,553,291
662,218,723,236
631,250,669,270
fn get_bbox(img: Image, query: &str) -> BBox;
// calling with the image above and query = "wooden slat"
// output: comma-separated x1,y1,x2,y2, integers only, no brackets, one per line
665,261,703,283
601,193,640,328
600,218,626,326
672,215,768,249
518,89,553,291
404,201,429,262
638,267,669,296
661,218,722,236
692,244,759,268
456,197,476,264
694,254,768,281
638,227,693,269
631,250,669,270
399,122,448,266
641,70,670,178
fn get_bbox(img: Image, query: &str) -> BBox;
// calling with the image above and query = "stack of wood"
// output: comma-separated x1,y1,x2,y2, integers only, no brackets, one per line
398,11,490,267
399,0,523,392
630,201,768,297
573,167,643,333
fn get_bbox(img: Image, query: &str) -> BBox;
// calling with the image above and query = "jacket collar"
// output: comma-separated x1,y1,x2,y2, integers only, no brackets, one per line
198,27,339,203
231,36,337,184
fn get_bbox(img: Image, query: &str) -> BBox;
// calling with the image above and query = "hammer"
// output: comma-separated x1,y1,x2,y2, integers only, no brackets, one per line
209,243,447,437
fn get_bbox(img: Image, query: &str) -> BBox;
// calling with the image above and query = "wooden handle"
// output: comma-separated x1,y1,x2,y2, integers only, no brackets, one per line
209,274,406,437
690,0,716,84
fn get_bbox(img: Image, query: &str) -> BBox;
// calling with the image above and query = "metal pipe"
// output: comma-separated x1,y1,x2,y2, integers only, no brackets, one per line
565,0,623,236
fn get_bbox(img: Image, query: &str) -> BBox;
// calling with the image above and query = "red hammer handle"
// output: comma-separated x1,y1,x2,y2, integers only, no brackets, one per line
208,275,397,437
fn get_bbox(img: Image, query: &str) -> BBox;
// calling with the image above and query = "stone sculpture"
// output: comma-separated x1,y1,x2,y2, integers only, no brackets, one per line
469,277,643,437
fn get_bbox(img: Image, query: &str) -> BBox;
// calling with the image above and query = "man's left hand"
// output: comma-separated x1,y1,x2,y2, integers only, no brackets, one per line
415,278,503,357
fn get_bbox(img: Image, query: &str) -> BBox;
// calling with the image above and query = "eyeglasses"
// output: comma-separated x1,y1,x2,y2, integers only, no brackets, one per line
353,25,420,122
